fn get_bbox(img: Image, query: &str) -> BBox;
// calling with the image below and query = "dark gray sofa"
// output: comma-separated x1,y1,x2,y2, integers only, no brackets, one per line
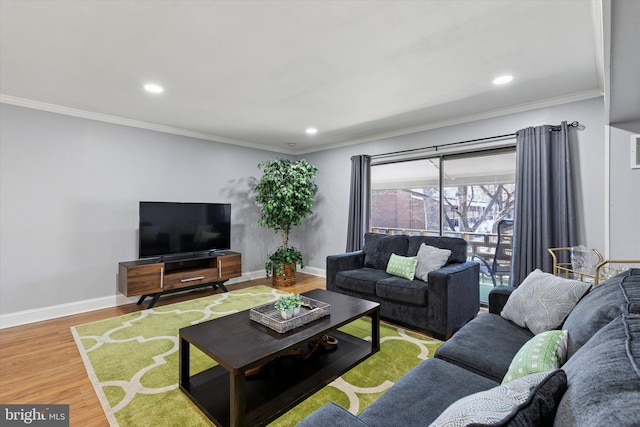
326,232,480,340
298,269,640,426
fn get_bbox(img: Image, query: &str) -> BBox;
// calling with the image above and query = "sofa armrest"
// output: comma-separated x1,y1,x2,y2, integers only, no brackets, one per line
295,403,370,427
488,286,516,314
326,251,365,292
427,261,480,339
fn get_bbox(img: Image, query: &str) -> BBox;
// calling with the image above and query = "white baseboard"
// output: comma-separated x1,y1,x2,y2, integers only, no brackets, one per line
299,266,326,277
239,267,326,280
0,268,326,329
0,294,131,329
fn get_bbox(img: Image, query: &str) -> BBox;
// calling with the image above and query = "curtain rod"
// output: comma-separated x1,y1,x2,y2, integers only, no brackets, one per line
370,120,580,159
550,121,580,131
371,133,516,159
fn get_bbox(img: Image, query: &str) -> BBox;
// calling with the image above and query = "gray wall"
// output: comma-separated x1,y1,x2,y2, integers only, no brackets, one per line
2,95,636,320
302,97,611,268
609,124,640,257
0,104,286,315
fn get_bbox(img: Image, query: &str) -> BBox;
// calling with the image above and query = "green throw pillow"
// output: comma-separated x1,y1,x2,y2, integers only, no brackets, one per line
386,253,418,280
503,330,568,384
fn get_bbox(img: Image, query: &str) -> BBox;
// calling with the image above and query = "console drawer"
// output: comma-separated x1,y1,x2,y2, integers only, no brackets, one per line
163,267,218,290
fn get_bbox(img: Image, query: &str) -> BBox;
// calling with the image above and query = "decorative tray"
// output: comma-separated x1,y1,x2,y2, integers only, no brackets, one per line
250,296,330,333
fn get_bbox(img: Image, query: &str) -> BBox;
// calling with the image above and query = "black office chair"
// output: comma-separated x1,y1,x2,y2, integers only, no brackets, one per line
473,219,514,286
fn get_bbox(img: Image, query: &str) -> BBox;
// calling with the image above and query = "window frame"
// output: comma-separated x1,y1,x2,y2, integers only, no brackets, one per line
370,146,516,236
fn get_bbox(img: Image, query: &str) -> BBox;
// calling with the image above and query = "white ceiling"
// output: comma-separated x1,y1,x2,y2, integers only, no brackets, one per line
0,0,604,154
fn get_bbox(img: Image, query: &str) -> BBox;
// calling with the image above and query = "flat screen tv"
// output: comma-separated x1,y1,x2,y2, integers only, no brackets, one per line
139,201,231,259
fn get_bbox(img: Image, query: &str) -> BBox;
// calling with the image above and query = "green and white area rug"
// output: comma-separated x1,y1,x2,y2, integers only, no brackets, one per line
71,286,442,426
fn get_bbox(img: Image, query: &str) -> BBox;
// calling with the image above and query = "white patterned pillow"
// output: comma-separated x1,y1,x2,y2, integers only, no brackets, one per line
415,244,451,282
429,370,567,427
501,269,591,335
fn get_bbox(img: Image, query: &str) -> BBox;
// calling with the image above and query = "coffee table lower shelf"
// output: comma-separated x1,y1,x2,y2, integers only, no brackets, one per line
180,331,374,427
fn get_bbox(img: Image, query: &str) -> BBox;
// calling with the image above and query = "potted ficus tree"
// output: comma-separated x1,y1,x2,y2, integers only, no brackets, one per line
254,158,318,286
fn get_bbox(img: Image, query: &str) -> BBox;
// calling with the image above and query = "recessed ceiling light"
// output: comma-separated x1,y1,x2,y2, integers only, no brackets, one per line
143,83,164,94
305,128,318,135
492,75,513,85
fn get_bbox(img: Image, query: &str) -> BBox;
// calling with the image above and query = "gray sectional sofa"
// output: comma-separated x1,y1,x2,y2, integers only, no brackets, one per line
326,232,480,340
298,269,640,426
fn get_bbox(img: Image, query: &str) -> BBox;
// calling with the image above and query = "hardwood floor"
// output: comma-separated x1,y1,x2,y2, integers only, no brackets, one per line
0,273,326,426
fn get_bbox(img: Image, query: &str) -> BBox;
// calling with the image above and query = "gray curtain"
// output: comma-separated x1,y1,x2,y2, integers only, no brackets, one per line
346,155,371,252
512,121,577,285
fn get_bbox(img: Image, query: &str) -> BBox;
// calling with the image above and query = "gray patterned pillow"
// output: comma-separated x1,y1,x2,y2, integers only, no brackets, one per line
415,243,451,282
501,269,591,335
429,370,567,427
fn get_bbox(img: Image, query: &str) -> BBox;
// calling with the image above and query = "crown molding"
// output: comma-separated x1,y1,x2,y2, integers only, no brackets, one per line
294,89,604,154
0,94,293,155
2,90,602,157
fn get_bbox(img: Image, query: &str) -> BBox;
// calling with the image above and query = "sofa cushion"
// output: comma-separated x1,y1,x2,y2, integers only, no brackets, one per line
376,277,428,306
415,244,451,282
435,313,534,382
386,253,417,280
430,370,567,427
358,358,498,427
336,268,390,296
363,233,409,270
295,402,370,427
501,269,591,335
561,271,631,358
554,313,640,426
621,273,640,313
406,235,467,264
503,330,568,383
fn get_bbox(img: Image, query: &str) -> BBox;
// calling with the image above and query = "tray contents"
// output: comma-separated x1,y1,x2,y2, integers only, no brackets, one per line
250,296,330,333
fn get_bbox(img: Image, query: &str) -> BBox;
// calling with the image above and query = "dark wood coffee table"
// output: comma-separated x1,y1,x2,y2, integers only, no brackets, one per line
179,289,380,427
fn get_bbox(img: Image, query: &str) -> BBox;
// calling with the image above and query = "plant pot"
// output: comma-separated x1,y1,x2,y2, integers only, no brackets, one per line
272,262,297,287
293,306,301,316
280,309,294,320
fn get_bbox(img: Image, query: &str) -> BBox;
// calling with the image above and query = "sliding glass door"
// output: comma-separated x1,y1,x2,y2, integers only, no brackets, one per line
440,151,516,235
370,148,516,303
371,158,441,235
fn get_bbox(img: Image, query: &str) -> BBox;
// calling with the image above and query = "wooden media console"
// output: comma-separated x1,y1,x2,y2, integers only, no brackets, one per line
118,251,242,308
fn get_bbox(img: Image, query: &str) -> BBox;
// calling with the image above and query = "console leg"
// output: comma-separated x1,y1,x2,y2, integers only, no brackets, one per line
146,294,161,309
218,282,229,293
137,295,148,305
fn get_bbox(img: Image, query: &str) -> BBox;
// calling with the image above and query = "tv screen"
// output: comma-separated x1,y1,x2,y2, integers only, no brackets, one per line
139,202,231,258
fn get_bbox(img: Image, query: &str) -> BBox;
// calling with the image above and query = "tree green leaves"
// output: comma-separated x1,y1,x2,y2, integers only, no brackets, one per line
254,158,318,248
253,158,318,276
